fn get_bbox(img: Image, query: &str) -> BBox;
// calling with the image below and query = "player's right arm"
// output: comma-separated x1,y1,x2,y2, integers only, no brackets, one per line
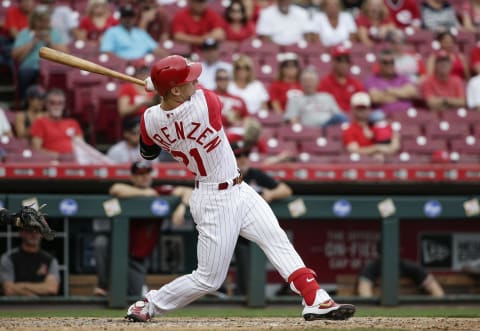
139,114,161,160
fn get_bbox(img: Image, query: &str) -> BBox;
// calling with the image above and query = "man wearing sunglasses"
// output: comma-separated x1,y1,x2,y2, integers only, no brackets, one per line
364,48,418,115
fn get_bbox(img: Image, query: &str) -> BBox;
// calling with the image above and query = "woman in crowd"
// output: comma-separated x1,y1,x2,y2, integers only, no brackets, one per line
14,85,46,139
426,31,469,81
228,55,269,115
356,0,396,46
223,0,256,42
75,0,118,41
268,53,303,114
310,0,357,47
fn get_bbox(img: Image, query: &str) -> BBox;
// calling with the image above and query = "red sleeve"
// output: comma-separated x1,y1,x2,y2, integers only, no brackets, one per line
470,47,480,71
203,89,223,131
171,10,188,34
342,126,355,146
3,7,19,31
72,120,83,136
207,9,225,29
268,81,282,102
118,83,136,104
421,77,434,98
454,78,466,98
79,16,90,30
29,118,44,138
355,14,370,28
237,98,249,118
140,113,155,145
407,0,420,19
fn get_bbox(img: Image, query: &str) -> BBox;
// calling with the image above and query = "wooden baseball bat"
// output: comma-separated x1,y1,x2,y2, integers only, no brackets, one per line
39,47,145,86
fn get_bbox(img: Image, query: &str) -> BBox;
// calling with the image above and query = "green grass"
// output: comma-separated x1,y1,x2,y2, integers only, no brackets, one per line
0,305,479,318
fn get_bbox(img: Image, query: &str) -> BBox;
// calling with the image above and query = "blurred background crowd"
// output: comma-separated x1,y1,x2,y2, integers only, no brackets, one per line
0,0,480,165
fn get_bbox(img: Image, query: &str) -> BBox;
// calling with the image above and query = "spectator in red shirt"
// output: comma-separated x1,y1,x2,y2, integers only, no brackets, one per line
223,0,256,42
383,0,421,29
421,50,466,112
469,41,480,75
30,89,83,157
357,0,396,46
75,0,119,41
135,0,171,42
171,0,225,47
268,53,303,114
117,59,158,120
213,68,249,128
317,45,365,112
3,0,35,40
426,31,469,81
342,92,400,161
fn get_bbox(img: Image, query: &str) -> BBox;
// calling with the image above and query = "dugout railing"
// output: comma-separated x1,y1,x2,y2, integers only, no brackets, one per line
0,194,479,308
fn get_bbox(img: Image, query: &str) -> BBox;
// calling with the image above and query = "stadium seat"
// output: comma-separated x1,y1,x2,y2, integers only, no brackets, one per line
391,121,423,139
424,121,471,140
389,108,439,126
282,42,324,63
90,53,128,72
160,40,192,57
441,108,480,126
297,153,335,163
261,127,277,140
39,59,71,89
0,136,29,152
404,29,434,53
386,152,430,164
324,124,344,141
253,110,284,128
450,136,480,155
277,123,320,143
299,137,343,155
402,136,447,155
263,137,297,155
238,38,280,62
69,40,100,57
91,82,122,144
4,150,57,163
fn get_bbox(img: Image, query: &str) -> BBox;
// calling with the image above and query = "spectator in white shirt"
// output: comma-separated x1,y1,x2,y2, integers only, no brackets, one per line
198,38,233,90
107,117,143,163
228,55,269,115
0,107,13,138
310,0,357,47
466,74,480,111
256,0,316,45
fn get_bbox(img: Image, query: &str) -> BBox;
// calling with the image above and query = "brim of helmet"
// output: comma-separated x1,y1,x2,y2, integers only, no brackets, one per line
184,62,202,83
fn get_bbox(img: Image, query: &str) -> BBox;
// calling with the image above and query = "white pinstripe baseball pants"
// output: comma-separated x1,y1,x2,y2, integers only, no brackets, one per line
145,181,305,315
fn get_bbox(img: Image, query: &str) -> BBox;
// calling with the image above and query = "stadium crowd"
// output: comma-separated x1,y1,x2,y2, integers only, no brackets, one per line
0,0,480,165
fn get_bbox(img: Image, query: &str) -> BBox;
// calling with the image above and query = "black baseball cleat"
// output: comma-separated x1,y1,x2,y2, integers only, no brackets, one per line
303,299,356,321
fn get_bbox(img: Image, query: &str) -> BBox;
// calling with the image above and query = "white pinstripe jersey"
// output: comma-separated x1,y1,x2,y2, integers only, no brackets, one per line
140,89,238,183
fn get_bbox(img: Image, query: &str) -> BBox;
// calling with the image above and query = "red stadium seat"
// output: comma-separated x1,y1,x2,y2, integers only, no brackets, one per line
401,136,448,155
253,110,284,128
324,124,344,141
441,108,480,126
160,40,192,57
386,152,430,164
0,137,29,152
91,82,122,144
299,137,343,155
424,121,471,140
389,108,439,126
69,40,100,57
238,38,280,62
450,136,480,155
391,121,423,139
4,150,57,163
263,137,298,155
39,59,71,89
277,123,320,143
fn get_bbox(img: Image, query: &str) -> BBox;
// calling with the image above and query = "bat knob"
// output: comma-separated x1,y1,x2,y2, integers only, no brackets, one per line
144,77,155,92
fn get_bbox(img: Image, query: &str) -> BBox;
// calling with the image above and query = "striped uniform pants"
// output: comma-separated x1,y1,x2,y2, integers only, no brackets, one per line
145,181,305,315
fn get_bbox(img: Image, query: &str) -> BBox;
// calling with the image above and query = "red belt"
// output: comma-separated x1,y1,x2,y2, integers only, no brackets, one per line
195,175,243,190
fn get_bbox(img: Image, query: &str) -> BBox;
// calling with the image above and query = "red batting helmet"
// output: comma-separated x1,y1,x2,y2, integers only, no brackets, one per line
150,55,202,96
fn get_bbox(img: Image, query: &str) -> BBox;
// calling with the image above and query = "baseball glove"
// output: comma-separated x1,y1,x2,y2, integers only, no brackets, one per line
15,205,55,241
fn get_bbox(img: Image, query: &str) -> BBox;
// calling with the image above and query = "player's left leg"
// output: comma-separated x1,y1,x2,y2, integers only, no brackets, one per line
238,183,355,321
126,187,243,321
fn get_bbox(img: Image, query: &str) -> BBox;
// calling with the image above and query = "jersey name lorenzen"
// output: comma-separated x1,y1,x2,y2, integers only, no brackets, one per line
152,121,222,153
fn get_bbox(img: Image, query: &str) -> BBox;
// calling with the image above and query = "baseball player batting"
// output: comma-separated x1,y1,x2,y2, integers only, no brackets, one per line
125,55,355,322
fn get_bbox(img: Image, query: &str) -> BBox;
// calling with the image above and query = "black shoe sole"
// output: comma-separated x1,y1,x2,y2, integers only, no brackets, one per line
303,304,356,321
125,314,148,322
